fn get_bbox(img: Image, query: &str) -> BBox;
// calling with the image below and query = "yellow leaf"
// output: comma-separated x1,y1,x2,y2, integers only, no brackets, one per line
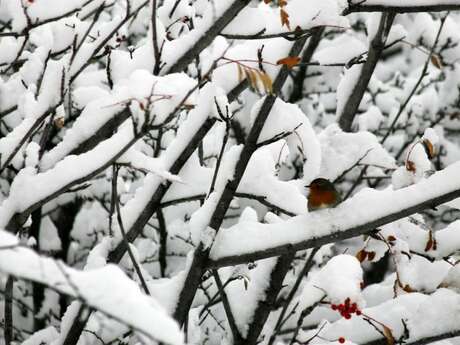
246,68,259,92
257,71,273,94
237,63,244,82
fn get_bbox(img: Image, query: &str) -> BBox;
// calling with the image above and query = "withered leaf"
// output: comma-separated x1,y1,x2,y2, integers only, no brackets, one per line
430,54,443,69
237,63,243,82
367,251,376,261
356,249,368,263
257,70,273,94
280,8,291,30
387,235,397,242
245,68,258,92
402,284,415,293
425,230,437,252
382,325,395,345
276,56,301,69
405,159,416,173
54,117,65,129
422,139,436,159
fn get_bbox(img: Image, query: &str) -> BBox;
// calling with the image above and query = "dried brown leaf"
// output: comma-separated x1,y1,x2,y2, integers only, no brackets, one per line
54,117,65,129
237,63,244,82
405,159,416,173
356,249,368,263
387,235,397,242
246,68,259,92
425,231,434,252
422,139,436,159
276,56,300,69
367,251,376,261
382,325,395,345
431,54,443,69
402,284,415,293
258,71,273,94
280,8,291,30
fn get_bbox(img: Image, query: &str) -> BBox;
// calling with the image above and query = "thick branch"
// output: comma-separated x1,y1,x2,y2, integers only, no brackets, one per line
345,1,460,14
209,165,460,267
166,0,251,73
235,252,295,345
337,13,395,132
172,36,309,326
363,329,460,345
289,27,324,103
108,81,247,263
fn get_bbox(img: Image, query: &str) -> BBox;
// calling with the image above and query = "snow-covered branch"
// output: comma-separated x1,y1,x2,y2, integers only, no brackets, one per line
209,161,460,267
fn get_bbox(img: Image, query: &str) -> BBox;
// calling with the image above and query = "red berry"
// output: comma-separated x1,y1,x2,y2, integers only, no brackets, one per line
338,304,345,310
338,337,345,344
344,313,351,319
356,310,362,316
331,304,337,310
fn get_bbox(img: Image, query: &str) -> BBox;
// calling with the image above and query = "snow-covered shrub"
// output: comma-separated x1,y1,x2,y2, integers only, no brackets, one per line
1,1,460,345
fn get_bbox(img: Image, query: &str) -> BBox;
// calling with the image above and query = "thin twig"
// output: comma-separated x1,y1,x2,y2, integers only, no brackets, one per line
113,165,151,295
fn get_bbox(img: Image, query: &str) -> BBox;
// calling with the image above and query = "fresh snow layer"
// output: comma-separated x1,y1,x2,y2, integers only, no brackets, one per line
210,160,460,263
0,230,183,345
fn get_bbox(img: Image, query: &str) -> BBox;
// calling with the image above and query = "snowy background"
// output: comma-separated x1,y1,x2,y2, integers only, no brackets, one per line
1,1,460,345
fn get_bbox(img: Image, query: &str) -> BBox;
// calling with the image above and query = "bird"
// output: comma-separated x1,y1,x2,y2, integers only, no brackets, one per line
306,178,341,212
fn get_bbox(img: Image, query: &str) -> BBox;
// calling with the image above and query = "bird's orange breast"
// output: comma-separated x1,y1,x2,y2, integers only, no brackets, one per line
308,189,339,210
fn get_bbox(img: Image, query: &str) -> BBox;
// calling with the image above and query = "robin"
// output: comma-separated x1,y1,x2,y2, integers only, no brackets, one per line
306,178,341,212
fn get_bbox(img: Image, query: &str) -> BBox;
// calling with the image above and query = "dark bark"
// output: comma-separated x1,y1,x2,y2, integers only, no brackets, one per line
172,36,309,326
345,2,460,14
235,252,295,345
337,13,395,132
30,208,46,331
289,27,324,103
166,0,251,74
209,185,460,268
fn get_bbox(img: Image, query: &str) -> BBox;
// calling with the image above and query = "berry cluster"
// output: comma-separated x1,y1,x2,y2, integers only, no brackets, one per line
330,298,361,319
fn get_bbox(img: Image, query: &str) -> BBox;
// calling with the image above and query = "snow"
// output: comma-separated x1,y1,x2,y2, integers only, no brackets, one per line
113,82,219,235
299,255,363,310
41,70,196,170
0,121,137,228
0,230,183,345
22,327,59,345
254,98,321,184
302,289,460,344
318,124,396,181
349,0,460,7
209,160,460,264
39,216,62,252
224,257,279,337
1,2,460,345
336,64,363,120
